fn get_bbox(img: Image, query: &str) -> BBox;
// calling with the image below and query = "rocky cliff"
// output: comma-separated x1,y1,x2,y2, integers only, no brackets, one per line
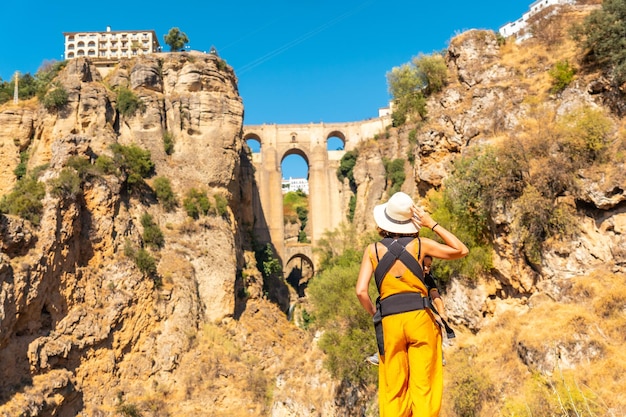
1,6,626,416
0,52,337,416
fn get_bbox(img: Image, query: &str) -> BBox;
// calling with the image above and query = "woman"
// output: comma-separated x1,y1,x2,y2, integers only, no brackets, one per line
355,192,468,417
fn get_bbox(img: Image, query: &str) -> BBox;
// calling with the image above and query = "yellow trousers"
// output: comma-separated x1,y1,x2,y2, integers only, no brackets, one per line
378,309,443,417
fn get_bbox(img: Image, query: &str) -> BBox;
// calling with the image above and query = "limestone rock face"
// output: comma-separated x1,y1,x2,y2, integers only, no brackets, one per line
0,52,337,416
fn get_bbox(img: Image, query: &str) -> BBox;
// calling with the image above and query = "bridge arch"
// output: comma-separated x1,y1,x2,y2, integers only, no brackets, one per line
281,147,310,169
284,252,315,297
244,117,391,270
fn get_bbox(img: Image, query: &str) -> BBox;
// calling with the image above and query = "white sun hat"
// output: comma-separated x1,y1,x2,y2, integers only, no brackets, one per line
373,192,419,234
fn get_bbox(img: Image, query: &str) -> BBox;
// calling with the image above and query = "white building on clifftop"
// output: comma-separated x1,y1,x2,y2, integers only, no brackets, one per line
63,27,160,61
499,0,576,41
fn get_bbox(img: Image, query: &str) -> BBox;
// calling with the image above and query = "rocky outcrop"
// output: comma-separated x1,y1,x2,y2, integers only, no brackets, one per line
0,52,337,416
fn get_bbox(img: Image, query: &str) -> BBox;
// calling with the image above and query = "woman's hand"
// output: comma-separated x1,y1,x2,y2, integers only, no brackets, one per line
411,205,437,230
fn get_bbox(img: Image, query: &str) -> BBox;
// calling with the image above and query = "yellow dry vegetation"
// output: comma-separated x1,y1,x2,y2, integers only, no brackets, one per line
441,271,626,417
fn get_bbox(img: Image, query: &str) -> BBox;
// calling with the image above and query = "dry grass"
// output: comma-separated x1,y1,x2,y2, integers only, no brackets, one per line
441,270,626,416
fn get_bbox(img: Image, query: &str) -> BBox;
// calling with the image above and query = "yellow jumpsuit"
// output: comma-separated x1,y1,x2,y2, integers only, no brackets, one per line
369,240,443,417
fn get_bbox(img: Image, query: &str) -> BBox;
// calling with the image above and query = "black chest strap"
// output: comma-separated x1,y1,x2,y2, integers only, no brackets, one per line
374,237,424,291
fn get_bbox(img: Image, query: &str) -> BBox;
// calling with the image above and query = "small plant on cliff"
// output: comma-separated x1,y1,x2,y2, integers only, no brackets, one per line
383,158,406,195
49,168,82,200
0,172,46,226
213,193,228,217
41,82,68,111
152,176,177,212
548,60,575,94
163,131,174,155
124,241,160,286
110,143,155,191
336,150,358,191
116,86,145,117
141,212,165,249
183,188,210,219
13,151,29,180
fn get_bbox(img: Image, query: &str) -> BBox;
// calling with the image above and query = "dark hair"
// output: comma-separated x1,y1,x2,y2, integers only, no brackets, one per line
376,227,419,239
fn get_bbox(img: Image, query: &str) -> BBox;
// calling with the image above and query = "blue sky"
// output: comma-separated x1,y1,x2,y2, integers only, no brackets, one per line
1,0,531,179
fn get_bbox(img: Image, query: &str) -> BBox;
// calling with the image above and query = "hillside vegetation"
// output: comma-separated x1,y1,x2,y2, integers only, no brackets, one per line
306,2,626,416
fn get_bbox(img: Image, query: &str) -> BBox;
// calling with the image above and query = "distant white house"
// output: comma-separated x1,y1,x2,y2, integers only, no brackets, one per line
499,0,576,42
63,26,161,61
282,177,309,195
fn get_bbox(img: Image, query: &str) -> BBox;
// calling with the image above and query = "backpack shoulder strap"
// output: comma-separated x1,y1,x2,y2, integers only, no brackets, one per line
374,237,425,291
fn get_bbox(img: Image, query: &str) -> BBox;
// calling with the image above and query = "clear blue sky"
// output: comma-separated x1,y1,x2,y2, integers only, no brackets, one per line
1,0,531,179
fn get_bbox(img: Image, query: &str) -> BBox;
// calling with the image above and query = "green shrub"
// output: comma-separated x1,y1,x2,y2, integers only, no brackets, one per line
163,131,174,155
216,59,228,72
41,83,68,111
347,194,356,222
307,259,377,385
110,143,154,189
213,194,228,217
116,86,145,117
49,168,81,200
66,156,95,178
94,155,117,175
135,248,158,277
14,151,29,180
0,173,46,225
383,158,406,195
183,188,210,219
153,176,177,211
548,60,575,94
336,150,358,190
408,129,418,144
34,61,67,99
413,53,448,95
574,0,626,85
558,106,612,163
141,212,164,249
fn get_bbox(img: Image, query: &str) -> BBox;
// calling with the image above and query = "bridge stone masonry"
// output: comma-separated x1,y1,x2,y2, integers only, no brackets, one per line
243,116,391,282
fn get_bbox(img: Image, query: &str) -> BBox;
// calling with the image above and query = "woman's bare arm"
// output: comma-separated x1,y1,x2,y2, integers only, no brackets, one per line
355,245,376,317
411,206,469,260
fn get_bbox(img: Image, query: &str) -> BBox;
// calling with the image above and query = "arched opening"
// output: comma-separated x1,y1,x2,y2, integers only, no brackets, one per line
327,130,346,151
284,254,314,297
245,138,261,153
281,149,310,245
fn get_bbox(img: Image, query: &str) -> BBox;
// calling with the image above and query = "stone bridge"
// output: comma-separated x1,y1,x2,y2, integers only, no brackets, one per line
243,116,390,281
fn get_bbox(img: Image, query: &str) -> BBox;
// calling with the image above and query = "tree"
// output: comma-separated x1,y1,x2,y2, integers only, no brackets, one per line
164,27,189,52
575,0,626,85
413,53,448,95
386,63,427,126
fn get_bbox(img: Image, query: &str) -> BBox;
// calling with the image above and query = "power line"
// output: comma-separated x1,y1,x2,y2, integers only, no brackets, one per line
236,0,376,75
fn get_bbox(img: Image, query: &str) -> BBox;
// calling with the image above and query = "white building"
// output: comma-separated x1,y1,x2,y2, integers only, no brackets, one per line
281,177,309,195
63,27,160,61
499,0,576,41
